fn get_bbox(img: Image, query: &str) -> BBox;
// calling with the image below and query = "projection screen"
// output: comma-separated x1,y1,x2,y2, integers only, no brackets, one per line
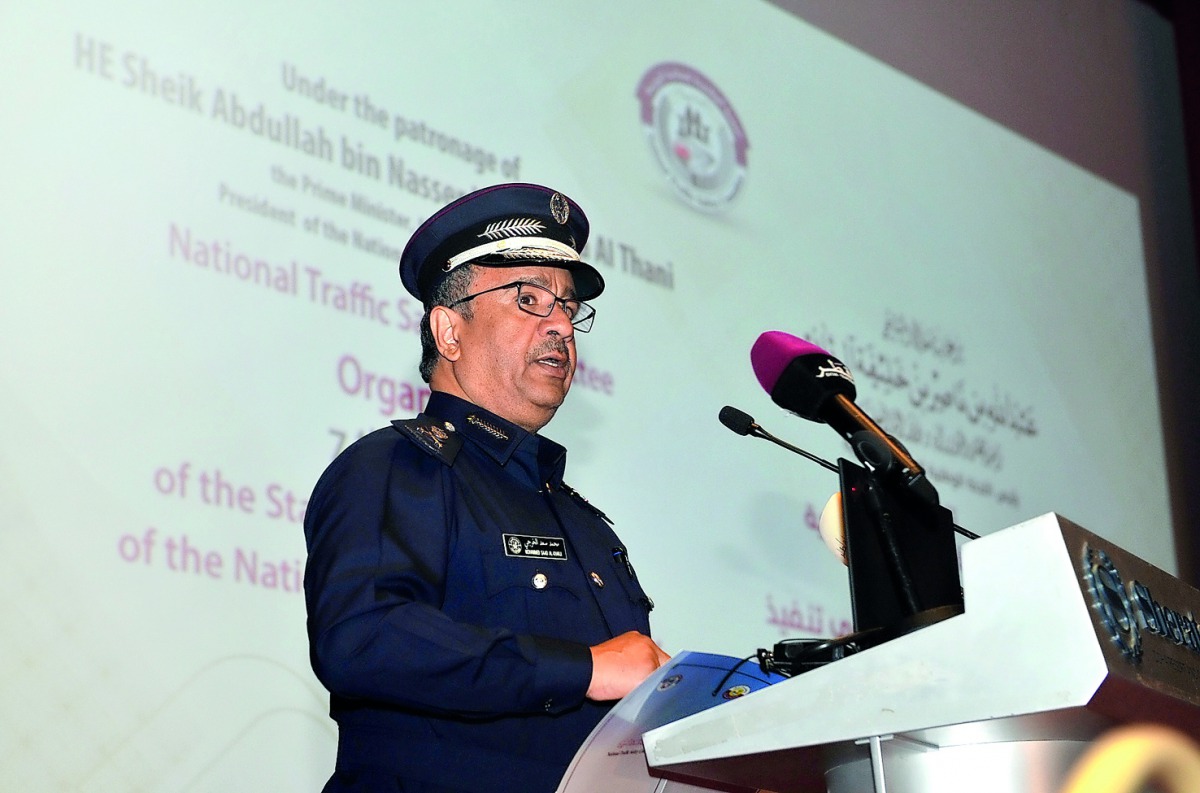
1,2,1192,789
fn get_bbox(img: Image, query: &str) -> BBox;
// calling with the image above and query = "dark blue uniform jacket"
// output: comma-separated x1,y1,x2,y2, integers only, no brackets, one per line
304,391,654,792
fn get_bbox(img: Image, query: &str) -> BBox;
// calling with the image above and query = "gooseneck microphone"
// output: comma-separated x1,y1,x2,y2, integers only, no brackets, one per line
717,405,756,436
718,405,838,472
749,331,940,507
717,403,979,541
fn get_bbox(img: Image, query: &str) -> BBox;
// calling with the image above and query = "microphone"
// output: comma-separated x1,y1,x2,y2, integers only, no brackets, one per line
718,406,838,473
717,404,756,436
720,406,847,566
749,331,940,507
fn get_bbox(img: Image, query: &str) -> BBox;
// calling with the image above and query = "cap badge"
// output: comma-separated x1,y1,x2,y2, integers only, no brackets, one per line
550,192,570,224
478,218,546,240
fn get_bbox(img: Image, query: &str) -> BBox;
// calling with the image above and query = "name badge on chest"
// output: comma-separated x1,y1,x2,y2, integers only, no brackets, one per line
503,533,568,561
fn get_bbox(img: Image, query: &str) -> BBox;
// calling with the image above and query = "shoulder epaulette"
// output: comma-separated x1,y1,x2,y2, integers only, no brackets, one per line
559,482,613,525
392,416,463,465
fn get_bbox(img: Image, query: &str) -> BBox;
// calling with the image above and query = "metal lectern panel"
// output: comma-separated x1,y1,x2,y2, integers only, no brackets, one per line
642,513,1200,793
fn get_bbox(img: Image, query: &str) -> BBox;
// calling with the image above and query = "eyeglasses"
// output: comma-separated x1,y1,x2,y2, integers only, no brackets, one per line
448,281,596,332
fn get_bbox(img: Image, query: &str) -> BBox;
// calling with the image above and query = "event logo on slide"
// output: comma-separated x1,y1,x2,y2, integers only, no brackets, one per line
636,62,748,213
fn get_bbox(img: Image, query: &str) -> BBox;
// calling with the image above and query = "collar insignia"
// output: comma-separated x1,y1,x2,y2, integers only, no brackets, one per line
467,414,510,441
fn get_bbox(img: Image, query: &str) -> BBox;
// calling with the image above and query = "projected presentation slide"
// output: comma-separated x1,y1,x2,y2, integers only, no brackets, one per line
0,2,1171,789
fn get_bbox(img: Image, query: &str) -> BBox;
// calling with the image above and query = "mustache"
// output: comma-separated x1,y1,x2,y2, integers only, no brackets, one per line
529,337,572,365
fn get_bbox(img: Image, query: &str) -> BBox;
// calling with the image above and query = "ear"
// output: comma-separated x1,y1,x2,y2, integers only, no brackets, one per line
429,305,462,362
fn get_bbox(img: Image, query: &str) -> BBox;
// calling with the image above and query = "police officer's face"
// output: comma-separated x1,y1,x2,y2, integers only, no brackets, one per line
447,265,578,432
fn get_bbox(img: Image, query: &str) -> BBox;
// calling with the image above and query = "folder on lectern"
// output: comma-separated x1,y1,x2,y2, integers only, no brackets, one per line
557,651,787,792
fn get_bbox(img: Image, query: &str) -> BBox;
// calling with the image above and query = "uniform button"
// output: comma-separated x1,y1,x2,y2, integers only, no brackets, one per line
531,572,548,590
590,571,604,588
544,698,554,711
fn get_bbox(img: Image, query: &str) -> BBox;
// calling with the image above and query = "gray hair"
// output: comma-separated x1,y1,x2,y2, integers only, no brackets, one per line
418,264,478,382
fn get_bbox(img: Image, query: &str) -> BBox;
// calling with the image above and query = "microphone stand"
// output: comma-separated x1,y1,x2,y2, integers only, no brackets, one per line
863,471,922,617
841,454,966,652
720,406,970,675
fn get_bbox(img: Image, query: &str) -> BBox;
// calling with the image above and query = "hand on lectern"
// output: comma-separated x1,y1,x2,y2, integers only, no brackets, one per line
586,631,671,701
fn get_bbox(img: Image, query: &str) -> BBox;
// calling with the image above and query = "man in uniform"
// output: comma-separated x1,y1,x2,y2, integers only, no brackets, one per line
303,183,670,792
